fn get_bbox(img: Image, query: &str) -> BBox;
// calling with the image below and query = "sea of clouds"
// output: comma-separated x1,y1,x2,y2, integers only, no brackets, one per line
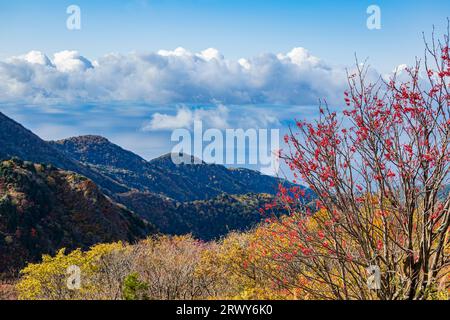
0,47,350,106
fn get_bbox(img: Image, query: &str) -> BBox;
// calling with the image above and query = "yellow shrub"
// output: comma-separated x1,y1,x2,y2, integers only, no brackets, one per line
17,242,126,300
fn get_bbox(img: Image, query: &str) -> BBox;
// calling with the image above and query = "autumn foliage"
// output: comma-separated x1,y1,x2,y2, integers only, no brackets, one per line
257,27,450,300
9,26,450,301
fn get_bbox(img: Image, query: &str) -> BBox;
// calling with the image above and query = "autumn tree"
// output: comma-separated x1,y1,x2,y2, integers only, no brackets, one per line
258,26,450,300
16,236,221,300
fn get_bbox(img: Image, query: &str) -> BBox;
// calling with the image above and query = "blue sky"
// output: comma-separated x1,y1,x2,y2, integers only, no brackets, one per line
0,0,448,173
1,0,449,72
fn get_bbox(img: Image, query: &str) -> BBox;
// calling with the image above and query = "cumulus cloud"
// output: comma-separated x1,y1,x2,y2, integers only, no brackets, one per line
144,105,230,131
143,104,283,132
0,47,352,105
145,107,194,131
12,51,54,66
197,48,224,61
52,50,93,72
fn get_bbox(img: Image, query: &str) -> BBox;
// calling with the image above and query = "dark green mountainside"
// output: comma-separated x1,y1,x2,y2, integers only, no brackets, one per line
0,112,128,195
1,111,298,204
0,110,308,270
116,191,277,241
0,159,154,274
50,136,292,202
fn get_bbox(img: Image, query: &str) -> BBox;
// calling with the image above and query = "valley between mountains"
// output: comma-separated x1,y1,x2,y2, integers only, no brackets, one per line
0,111,306,274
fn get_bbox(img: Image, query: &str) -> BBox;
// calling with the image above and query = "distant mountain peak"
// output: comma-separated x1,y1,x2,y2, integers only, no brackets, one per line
0,110,313,251
150,152,205,166
1,111,305,203
50,134,148,169
55,135,111,145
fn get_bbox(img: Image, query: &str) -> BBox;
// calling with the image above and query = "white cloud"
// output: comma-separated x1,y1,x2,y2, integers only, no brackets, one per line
0,47,353,105
143,104,284,132
12,51,53,66
238,58,251,70
392,64,408,73
157,47,193,58
277,47,321,67
197,48,224,61
52,50,93,72
145,107,194,131
144,105,230,131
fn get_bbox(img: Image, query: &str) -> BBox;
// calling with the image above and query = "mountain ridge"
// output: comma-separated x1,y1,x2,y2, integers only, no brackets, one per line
0,158,155,274
51,134,297,202
0,110,309,243
1,111,297,202
0,113,129,195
